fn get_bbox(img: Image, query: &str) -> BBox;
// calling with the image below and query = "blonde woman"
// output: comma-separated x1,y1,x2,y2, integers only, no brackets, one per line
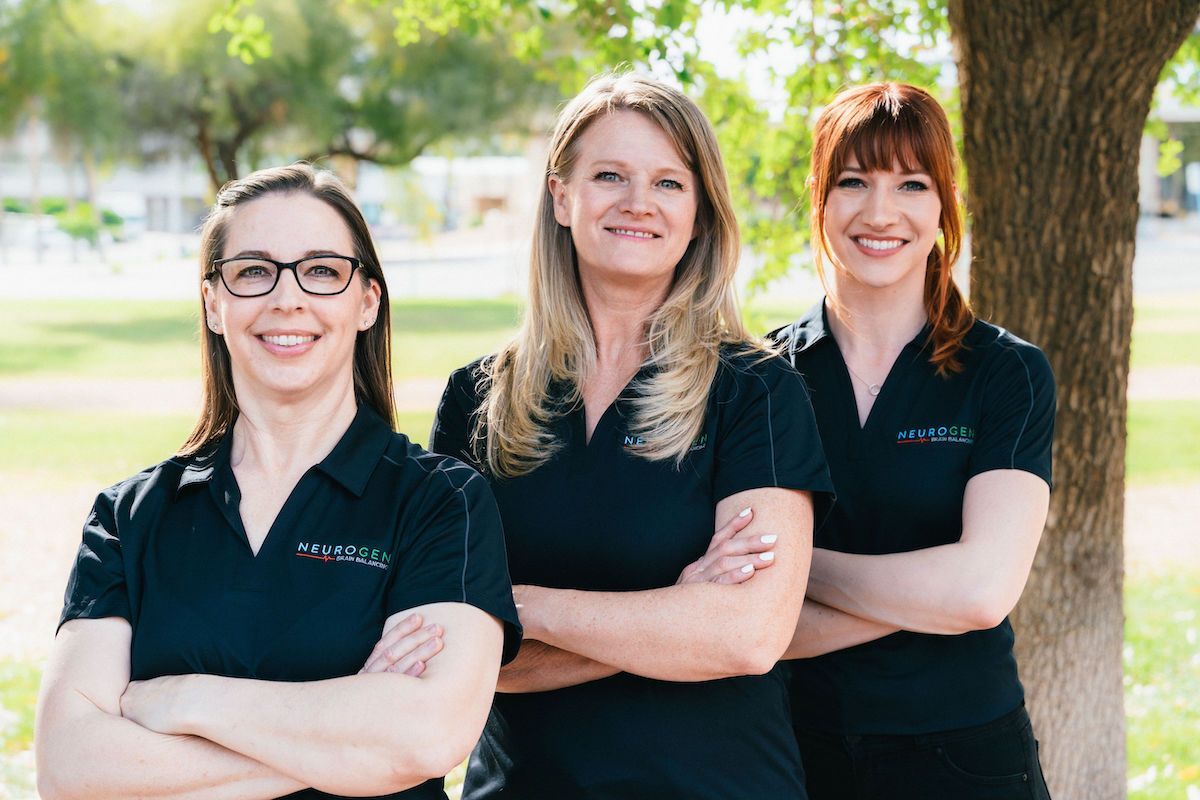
426,74,832,798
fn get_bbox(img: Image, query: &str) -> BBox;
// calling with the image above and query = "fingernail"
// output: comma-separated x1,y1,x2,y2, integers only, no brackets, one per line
739,507,752,518
425,624,439,633
760,535,778,544
759,552,775,562
740,564,754,573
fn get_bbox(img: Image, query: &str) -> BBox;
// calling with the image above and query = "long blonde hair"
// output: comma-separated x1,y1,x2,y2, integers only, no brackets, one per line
478,73,753,478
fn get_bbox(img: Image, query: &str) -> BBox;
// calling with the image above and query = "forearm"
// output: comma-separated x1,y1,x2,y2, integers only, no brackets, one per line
37,704,303,800
174,672,469,796
783,599,899,659
497,640,620,693
528,583,799,681
807,545,997,634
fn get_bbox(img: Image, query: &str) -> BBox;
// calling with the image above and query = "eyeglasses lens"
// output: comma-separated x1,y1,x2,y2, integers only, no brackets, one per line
219,257,355,297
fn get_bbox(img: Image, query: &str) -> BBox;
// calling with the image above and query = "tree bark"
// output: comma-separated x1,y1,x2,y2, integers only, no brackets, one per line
947,3,1199,798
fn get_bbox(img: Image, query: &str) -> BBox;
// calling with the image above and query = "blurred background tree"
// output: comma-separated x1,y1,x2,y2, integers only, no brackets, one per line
0,0,560,195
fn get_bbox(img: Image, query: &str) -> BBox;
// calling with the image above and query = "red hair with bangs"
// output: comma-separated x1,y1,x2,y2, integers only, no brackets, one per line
809,82,973,375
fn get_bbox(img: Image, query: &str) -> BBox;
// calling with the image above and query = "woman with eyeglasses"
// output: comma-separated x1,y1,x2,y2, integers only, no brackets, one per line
35,164,521,800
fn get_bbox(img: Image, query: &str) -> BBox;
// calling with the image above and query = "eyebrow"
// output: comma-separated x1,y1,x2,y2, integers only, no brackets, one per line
588,158,692,175
840,166,931,177
228,249,344,259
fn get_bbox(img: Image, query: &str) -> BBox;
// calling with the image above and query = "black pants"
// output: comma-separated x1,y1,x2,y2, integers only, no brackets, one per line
795,704,1051,800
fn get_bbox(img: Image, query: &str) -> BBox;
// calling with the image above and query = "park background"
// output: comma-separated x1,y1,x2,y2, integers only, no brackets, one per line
1,1,1198,798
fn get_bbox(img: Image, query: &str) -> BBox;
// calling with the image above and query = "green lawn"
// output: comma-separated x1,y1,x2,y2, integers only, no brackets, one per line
1124,570,1200,799
0,298,519,382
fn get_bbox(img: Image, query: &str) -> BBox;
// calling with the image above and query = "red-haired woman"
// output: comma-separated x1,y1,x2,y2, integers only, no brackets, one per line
760,83,1055,797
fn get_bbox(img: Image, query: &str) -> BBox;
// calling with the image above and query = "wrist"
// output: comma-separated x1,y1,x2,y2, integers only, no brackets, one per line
514,584,552,642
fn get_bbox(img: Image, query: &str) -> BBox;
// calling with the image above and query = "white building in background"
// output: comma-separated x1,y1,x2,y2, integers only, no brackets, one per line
0,117,544,247
1140,95,1200,217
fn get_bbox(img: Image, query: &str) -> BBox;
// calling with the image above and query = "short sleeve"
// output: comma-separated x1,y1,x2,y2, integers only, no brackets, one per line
388,456,522,663
967,340,1057,487
430,364,484,471
712,353,835,503
59,490,130,630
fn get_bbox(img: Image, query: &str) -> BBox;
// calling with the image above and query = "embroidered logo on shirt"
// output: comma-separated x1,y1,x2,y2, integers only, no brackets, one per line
896,424,975,445
622,432,708,452
296,541,392,570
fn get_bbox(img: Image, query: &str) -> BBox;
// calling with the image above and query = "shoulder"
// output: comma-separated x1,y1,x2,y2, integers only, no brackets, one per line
442,356,494,409
714,342,811,404
964,320,1055,388
85,452,197,536
381,431,489,497
383,431,485,488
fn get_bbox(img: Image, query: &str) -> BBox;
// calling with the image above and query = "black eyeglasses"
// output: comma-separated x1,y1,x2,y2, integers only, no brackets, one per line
207,255,362,297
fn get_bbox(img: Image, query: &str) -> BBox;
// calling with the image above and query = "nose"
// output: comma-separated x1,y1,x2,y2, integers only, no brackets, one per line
619,178,653,216
861,186,900,228
269,265,308,309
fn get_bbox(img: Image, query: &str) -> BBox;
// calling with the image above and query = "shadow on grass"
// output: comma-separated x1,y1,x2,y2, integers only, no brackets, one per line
45,313,199,345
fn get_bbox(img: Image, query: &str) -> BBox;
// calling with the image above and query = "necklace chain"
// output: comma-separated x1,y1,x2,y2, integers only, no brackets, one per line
844,362,883,396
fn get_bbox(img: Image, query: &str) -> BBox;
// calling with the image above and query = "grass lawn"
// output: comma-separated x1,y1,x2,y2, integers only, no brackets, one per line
0,298,519,382
1124,570,1200,799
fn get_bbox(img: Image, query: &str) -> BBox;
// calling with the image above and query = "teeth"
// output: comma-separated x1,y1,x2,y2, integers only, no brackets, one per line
610,228,656,239
856,238,903,251
263,334,316,347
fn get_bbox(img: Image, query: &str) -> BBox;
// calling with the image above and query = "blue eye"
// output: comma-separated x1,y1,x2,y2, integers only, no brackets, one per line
594,171,621,182
659,178,684,190
901,180,930,192
836,177,866,189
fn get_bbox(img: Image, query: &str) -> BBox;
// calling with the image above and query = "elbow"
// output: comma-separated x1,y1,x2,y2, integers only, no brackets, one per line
717,617,794,678
387,722,476,789
37,774,69,800
953,587,1015,633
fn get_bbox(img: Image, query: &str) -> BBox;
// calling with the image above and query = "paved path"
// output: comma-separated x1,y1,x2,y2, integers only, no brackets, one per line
2,364,1195,415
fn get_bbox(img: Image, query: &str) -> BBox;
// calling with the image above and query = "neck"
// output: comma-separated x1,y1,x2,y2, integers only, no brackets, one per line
579,269,671,368
825,272,928,355
228,373,360,475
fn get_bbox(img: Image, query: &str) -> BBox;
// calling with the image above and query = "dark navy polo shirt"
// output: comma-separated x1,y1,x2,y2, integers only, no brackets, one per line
770,301,1055,735
431,347,834,800
60,405,522,800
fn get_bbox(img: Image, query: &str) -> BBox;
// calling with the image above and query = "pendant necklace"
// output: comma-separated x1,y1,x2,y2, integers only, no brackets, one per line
844,362,883,396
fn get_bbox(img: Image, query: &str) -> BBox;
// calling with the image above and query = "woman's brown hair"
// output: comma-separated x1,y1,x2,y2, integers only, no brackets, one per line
810,82,974,375
178,163,394,456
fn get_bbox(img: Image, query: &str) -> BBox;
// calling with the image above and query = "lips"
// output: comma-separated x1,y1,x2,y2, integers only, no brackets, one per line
853,236,905,252
606,227,660,239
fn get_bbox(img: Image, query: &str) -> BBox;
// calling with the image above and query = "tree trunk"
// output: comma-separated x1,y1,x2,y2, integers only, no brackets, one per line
947,3,1199,798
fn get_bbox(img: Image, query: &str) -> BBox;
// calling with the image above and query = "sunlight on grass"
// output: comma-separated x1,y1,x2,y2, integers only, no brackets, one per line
1125,570,1200,799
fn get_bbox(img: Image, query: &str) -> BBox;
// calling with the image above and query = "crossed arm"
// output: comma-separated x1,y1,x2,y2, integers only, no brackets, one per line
784,469,1050,658
494,487,812,690
36,602,503,799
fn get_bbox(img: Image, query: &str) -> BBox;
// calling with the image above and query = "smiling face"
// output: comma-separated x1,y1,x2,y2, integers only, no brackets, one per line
821,156,943,296
549,109,698,295
202,191,381,405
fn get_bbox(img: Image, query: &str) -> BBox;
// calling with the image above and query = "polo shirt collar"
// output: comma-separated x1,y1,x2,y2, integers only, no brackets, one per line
779,300,831,360
313,405,392,497
174,405,392,499
784,298,934,357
